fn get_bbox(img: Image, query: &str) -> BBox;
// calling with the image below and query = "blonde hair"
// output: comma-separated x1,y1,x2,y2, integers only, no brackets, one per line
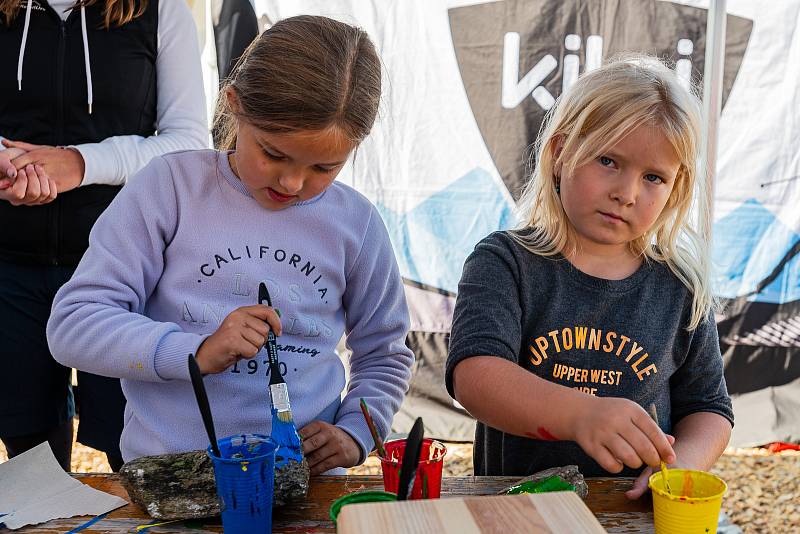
513,55,714,330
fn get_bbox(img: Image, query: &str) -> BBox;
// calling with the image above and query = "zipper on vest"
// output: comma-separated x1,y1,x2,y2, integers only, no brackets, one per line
51,20,68,266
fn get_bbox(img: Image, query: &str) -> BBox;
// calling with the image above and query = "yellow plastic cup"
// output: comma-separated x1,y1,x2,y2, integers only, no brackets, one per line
648,469,727,534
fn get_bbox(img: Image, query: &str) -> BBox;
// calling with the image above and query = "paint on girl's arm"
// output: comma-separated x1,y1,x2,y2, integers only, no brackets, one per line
524,427,559,441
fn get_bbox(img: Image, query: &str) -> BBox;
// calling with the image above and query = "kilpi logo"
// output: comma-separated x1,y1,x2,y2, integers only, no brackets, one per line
448,0,753,200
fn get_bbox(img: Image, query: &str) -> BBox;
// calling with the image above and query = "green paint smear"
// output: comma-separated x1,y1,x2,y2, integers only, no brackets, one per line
504,475,576,495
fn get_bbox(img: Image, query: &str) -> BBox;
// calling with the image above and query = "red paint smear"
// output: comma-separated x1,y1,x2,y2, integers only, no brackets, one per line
537,427,559,441
523,428,559,441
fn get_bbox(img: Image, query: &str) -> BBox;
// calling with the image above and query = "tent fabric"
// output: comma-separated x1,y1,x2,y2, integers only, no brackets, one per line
240,0,799,447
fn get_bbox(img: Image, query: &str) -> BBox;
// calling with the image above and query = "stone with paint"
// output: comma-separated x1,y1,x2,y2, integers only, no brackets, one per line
118,450,309,519
499,465,589,499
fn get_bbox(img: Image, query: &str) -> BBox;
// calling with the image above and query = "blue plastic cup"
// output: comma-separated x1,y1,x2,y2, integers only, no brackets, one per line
207,433,277,534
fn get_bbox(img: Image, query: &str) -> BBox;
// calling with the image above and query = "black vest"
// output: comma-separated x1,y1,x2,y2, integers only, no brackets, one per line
0,0,158,265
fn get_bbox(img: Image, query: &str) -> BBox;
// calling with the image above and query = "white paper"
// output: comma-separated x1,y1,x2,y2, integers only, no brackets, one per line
0,442,127,530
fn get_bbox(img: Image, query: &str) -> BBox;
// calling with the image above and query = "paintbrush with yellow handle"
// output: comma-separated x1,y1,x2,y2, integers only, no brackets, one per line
648,403,672,495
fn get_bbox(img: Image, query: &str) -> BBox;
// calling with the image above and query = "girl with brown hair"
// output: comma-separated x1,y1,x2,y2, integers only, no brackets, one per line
47,15,413,475
0,0,207,471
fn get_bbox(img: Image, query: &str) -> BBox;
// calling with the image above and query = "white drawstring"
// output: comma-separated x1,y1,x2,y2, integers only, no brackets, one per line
80,5,93,114
16,0,32,91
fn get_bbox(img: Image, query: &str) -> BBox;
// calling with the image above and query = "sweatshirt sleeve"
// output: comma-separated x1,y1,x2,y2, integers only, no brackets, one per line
334,208,414,462
73,0,208,187
47,156,206,382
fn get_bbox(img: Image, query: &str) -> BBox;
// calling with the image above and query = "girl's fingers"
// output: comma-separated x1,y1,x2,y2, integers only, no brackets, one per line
263,307,282,335
232,335,261,359
633,413,675,464
244,315,270,338
593,443,624,474
305,441,338,469
241,305,283,335
9,169,28,204
625,466,654,500
299,422,327,454
237,322,266,353
308,448,340,475
621,425,660,468
609,434,644,470
1,161,16,180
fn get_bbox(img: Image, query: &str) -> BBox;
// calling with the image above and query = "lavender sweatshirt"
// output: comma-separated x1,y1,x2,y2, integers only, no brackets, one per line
47,149,413,462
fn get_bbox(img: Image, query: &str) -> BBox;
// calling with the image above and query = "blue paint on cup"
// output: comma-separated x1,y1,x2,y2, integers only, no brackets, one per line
207,433,277,534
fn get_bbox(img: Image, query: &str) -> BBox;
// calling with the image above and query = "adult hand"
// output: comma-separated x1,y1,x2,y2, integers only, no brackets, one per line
299,421,361,475
3,139,85,194
0,163,58,206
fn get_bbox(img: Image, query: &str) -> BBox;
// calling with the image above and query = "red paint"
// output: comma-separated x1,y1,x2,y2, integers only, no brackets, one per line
523,427,559,441
537,426,559,441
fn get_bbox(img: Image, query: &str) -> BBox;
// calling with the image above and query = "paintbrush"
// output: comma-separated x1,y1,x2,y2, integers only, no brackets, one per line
648,403,672,494
396,417,425,501
259,282,303,467
187,354,221,458
359,398,387,458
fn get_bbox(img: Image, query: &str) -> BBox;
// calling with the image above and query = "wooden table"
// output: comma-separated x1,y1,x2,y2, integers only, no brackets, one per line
8,474,654,533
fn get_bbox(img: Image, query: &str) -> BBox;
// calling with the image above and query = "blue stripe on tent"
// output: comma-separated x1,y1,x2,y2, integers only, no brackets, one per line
377,167,517,294
713,199,800,303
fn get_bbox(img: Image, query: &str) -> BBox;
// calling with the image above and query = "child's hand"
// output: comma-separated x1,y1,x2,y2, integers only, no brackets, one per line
299,421,361,475
2,140,85,194
0,163,57,205
195,304,281,374
0,147,26,188
572,397,676,474
625,446,680,500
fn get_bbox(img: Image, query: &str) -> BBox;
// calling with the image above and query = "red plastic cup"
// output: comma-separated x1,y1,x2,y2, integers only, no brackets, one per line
379,438,446,499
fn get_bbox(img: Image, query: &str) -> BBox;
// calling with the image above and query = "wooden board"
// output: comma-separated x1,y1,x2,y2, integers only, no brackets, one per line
336,492,607,534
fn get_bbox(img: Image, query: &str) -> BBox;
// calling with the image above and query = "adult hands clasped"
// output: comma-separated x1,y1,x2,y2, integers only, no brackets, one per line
0,139,86,206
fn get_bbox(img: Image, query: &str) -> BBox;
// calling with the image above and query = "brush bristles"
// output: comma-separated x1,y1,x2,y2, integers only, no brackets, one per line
275,409,294,423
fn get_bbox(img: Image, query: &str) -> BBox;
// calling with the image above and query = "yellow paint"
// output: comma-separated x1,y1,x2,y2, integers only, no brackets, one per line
648,469,726,534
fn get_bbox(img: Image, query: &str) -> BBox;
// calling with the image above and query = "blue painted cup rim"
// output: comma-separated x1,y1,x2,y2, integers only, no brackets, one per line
206,433,278,464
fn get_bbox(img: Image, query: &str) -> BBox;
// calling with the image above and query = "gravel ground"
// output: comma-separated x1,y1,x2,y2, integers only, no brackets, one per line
2,425,797,533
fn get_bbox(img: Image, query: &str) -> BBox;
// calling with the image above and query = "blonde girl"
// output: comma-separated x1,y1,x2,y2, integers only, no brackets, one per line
446,56,733,499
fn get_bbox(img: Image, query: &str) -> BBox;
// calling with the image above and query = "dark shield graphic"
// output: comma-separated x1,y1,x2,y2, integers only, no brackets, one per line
448,0,753,200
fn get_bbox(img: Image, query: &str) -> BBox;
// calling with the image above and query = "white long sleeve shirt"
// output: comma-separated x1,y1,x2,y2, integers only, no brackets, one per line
4,0,209,186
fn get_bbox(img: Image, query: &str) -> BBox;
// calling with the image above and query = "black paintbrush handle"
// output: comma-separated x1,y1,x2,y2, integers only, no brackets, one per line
266,332,284,386
259,282,285,386
187,354,221,458
397,417,425,500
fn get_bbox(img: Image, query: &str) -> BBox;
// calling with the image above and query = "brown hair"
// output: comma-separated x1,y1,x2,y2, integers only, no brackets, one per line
213,15,382,150
1,0,147,28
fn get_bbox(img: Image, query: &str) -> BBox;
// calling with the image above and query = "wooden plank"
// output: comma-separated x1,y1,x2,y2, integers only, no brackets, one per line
339,498,480,534
337,493,606,533
465,494,551,533
531,492,605,533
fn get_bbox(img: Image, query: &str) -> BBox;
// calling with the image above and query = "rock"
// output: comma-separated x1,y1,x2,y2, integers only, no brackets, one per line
498,465,589,499
119,450,309,519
